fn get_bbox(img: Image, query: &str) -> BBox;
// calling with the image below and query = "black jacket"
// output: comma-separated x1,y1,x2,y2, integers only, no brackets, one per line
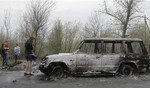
25,41,33,54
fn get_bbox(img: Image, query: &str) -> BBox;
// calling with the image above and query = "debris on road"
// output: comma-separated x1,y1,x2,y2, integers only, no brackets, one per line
12,80,17,83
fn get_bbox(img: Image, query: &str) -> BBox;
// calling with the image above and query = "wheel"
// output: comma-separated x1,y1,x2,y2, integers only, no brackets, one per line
121,65,137,76
50,65,64,79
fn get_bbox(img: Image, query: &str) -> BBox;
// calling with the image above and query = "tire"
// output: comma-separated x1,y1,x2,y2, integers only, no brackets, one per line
50,65,64,79
121,65,137,76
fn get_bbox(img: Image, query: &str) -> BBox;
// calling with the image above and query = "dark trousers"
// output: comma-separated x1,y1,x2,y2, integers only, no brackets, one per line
14,54,19,64
2,54,8,66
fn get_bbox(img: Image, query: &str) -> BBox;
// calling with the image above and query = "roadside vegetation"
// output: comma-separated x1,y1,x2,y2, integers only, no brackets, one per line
0,0,150,63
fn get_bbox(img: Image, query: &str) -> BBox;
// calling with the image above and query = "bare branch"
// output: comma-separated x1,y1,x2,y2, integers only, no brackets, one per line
101,0,144,38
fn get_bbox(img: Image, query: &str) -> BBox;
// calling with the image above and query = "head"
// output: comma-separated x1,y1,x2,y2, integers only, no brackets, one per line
5,41,8,44
28,37,35,44
16,43,18,46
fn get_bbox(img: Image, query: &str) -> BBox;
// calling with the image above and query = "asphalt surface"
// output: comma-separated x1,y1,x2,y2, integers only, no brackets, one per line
1,64,150,88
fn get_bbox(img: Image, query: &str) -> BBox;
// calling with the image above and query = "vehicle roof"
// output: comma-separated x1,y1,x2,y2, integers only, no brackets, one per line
82,38,142,42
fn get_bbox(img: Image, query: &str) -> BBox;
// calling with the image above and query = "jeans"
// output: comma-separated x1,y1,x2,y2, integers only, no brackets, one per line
2,54,8,66
15,54,19,64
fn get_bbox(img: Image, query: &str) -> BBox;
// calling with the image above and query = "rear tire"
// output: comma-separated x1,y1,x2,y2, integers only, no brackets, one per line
121,65,137,76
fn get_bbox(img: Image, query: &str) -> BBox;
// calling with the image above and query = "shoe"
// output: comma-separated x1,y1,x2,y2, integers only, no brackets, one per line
24,73,28,76
28,73,34,76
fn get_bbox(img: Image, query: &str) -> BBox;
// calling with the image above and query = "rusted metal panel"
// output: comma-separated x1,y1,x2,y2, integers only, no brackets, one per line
101,54,122,73
45,53,77,71
76,54,102,73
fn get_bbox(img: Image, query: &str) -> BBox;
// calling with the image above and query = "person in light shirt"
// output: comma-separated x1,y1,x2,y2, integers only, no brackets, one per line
14,43,20,64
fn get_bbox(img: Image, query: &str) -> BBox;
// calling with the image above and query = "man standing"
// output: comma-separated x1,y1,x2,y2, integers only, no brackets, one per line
14,43,20,64
2,41,9,66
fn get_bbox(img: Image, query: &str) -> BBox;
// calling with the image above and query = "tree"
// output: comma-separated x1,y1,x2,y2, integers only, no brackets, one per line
102,0,144,38
19,0,54,56
61,21,80,52
0,12,12,43
47,20,80,54
83,12,103,38
48,19,63,54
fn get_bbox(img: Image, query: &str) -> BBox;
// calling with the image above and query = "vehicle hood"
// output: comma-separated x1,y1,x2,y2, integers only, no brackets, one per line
46,53,72,58
45,53,76,63
58,53,72,56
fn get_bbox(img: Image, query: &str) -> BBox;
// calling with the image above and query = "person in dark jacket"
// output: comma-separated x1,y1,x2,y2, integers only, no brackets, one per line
1,41,9,66
0,44,5,66
24,37,35,76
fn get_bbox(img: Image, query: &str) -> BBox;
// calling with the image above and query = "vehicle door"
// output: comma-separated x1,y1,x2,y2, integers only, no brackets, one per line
101,42,123,73
76,42,102,74
101,54,122,73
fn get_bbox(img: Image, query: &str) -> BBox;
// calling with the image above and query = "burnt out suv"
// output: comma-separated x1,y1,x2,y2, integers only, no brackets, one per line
39,38,150,78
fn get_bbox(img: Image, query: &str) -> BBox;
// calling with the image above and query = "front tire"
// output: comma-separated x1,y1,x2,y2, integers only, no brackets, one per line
50,65,64,79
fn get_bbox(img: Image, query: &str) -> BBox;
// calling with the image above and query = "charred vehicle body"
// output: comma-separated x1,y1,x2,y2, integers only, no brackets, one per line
39,38,150,77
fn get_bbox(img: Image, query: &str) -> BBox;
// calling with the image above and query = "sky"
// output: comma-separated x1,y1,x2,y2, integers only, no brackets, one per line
0,0,150,30
52,0,101,23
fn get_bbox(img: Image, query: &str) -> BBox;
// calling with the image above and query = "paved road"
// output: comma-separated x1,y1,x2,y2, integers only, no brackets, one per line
1,71,150,88
1,65,150,88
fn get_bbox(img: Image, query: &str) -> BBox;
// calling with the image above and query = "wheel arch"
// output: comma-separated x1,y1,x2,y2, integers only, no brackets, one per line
117,61,138,72
47,62,70,73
